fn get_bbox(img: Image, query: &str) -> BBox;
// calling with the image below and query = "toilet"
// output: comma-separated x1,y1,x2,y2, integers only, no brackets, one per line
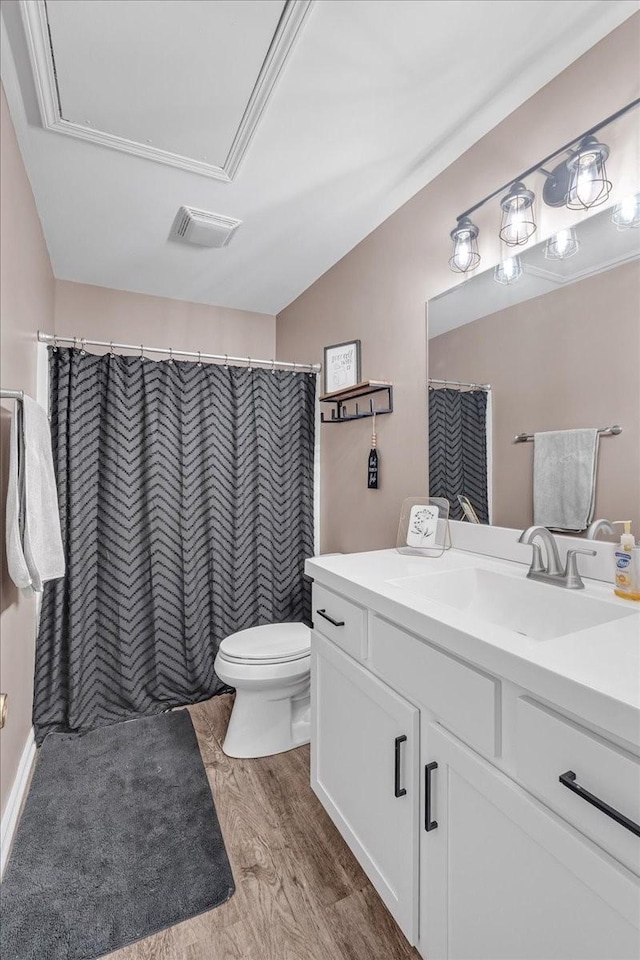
214,622,311,758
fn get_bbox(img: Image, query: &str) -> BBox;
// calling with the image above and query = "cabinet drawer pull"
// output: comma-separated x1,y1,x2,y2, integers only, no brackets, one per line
425,761,438,831
559,770,640,838
394,735,407,797
316,609,345,628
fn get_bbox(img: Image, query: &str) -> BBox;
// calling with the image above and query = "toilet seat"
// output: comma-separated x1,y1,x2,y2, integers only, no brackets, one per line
218,622,310,666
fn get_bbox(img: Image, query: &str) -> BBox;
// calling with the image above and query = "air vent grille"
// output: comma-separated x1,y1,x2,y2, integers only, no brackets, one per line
170,206,242,248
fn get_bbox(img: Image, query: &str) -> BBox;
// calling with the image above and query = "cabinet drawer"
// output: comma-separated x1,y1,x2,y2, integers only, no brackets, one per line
312,584,367,660
370,616,500,757
516,697,640,876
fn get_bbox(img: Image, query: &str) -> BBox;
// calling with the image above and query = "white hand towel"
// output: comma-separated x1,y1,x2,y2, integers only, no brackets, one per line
21,396,65,591
5,403,33,593
533,428,599,532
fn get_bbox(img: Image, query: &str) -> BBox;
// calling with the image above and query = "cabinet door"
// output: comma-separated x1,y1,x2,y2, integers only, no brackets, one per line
311,631,419,943
420,721,640,960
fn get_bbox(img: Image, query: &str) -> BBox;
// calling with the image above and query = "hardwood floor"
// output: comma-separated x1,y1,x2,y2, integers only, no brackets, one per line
105,695,420,960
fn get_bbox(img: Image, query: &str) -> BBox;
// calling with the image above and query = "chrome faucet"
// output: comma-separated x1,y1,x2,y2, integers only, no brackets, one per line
518,526,596,590
586,518,615,540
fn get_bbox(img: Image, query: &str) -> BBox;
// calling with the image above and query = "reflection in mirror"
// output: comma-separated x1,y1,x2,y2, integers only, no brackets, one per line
427,202,640,536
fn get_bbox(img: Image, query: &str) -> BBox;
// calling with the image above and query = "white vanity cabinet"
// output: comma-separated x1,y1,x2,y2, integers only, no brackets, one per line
311,631,419,941
309,579,640,960
421,722,640,960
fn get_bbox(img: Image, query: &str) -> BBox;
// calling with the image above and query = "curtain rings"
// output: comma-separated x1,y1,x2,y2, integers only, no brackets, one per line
271,358,276,374
52,334,59,352
168,346,174,365
109,341,115,360
224,354,229,369
291,362,297,375
73,335,79,351
140,344,145,361
247,357,252,372
80,338,86,356
197,350,202,367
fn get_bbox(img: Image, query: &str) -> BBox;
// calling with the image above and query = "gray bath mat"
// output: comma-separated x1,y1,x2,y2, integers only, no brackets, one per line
1,710,234,960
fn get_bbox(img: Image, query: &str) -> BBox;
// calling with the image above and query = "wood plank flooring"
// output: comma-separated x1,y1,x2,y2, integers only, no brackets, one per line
105,695,420,960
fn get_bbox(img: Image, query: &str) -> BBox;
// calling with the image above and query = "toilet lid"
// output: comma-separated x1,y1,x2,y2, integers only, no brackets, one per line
218,622,311,664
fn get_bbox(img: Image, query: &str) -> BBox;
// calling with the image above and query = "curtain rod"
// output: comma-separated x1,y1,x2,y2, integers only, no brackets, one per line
37,332,321,373
428,378,491,391
1,388,24,400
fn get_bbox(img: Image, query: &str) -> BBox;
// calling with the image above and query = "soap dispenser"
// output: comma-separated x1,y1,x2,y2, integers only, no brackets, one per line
612,521,640,601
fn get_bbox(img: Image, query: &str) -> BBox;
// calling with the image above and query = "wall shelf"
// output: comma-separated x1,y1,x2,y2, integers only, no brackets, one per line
320,380,393,423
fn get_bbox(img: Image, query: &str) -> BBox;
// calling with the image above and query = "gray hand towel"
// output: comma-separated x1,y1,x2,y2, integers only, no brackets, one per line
533,428,599,532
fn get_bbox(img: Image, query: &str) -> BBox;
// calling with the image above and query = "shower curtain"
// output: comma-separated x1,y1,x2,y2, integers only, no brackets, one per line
428,387,489,523
33,348,316,744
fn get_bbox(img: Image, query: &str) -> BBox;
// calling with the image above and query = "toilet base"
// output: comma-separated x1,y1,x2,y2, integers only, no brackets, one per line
221,684,310,759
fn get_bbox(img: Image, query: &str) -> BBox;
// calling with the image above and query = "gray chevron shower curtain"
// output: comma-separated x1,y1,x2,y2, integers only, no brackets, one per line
428,388,489,523
33,348,316,744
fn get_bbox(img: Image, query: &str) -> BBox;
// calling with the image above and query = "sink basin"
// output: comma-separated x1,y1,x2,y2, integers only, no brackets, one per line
387,567,636,641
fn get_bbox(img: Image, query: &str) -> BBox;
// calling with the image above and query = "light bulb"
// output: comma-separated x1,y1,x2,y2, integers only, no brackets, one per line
494,256,523,285
611,194,640,229
499,182,536,246
544,227,579,260
566,137,611,210
449,218,480,273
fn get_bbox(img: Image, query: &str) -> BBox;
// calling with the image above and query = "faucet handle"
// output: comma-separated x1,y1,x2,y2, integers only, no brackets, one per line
563,548,597,589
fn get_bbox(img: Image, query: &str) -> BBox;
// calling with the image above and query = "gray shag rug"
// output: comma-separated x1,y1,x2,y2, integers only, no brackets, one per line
0,710,235,960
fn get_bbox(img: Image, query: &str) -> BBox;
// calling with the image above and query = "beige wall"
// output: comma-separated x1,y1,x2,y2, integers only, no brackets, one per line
53,281,275,359
429,260,640,532
0,85,54,816
276,17,640,554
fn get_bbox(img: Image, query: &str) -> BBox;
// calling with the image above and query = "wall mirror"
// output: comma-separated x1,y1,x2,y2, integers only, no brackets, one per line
427,199,640,535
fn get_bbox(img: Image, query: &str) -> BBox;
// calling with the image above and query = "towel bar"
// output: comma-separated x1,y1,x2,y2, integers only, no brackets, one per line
514,425,622,443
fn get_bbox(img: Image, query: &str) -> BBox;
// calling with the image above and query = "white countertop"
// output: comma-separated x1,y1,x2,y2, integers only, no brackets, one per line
306,548,640,748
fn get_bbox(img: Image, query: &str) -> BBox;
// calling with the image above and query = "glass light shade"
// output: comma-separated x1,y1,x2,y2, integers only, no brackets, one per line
566,137,611,210
611,194,640,230
449,217,480,273
494,256,523,285
499,182,536,246
544,227,579,260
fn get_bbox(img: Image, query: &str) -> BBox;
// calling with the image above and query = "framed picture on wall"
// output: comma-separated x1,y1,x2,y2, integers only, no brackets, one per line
323,340,361,394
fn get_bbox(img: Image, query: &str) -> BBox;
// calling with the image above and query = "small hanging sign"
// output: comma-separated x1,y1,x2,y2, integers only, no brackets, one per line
367,409,379,489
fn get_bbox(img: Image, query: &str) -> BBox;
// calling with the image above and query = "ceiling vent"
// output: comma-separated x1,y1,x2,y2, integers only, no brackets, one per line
170,206,242,248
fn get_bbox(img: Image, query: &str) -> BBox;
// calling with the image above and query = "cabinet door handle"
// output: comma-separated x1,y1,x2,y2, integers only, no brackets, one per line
559,770,640,838
425,762,438,831
316,609,345,628
394,736,407,798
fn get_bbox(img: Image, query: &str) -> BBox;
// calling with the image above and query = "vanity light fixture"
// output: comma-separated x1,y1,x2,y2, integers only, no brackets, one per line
611,193,640,229
499,182,536,246
566,136,612,210
544,226,579,260
494,256,523,285
446,97,639,273
448,217,480,273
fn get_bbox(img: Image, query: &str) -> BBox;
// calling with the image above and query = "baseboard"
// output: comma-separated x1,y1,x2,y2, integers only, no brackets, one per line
1,727,36,878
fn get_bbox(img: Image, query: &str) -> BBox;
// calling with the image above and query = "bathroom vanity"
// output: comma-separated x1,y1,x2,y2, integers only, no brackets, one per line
306,540,640,960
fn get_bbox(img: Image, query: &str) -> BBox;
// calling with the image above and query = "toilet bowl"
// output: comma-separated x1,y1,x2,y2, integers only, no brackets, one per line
214,622,311,758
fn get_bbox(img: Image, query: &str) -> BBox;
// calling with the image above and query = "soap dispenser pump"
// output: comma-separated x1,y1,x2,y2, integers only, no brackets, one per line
612,521,640,601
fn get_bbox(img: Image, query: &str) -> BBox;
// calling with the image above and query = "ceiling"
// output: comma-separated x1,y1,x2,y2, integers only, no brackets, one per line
1,0,638,315
428,202,640,338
